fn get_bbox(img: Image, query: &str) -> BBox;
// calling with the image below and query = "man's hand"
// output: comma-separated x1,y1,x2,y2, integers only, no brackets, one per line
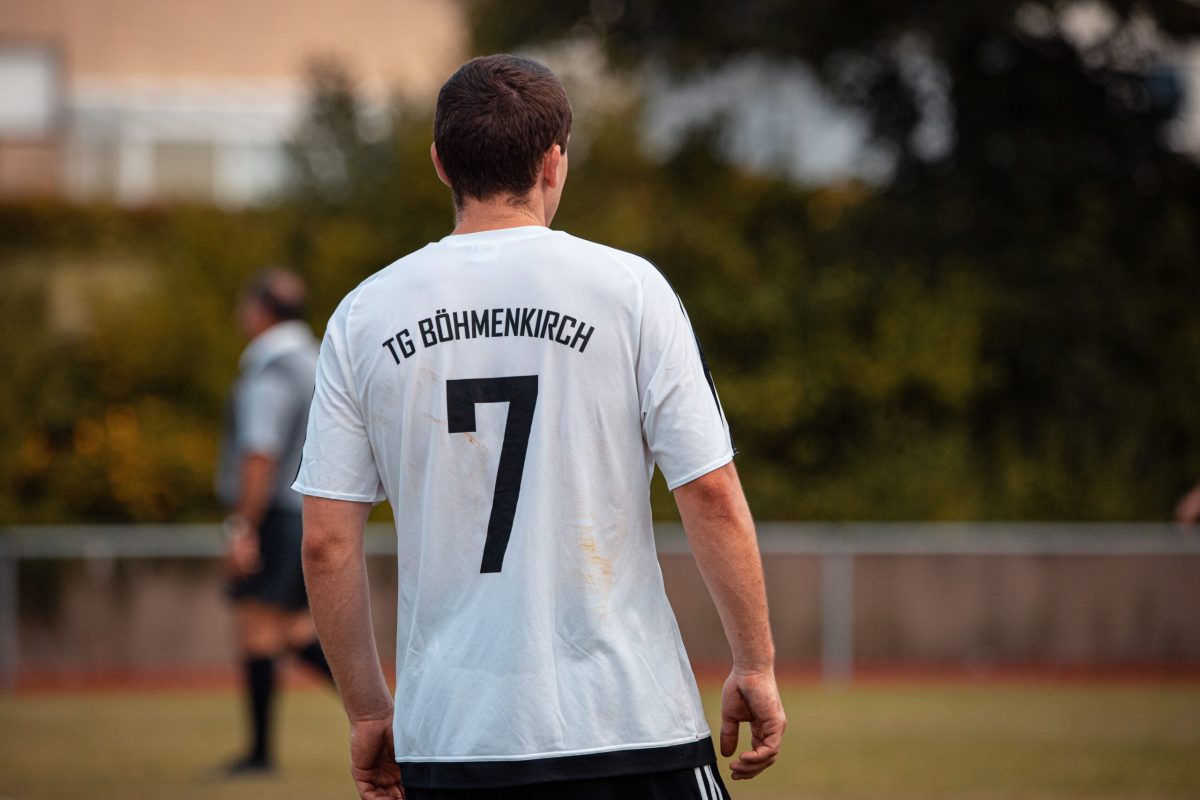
350,716,404,800
720,669,786,780
1175,484,1200,525
223,516,261,578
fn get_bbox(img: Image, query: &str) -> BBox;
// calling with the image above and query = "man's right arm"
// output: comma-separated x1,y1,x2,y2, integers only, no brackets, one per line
673,462,786,780
301,495,403,800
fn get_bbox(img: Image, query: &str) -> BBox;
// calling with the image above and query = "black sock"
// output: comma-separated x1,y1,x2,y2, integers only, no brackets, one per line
293,639,335,684
245,656,276,763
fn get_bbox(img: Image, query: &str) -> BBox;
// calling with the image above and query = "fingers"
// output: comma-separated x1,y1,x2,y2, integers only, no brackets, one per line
730,751,777,780
349,717,403,799
719,715,739,758
239,543,262,575
721,669,787,781
728,727,783,779
729,730,781,779
1176,489,1200,524
355,779,404,800
353,763,404,800
719,675,750,758
228,535,261,577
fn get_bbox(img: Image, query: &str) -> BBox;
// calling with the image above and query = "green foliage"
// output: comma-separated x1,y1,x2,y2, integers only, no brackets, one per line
560,122,1000,519
468,1,1200,519
0,66,449,523
4,14,1200,521
0,206,286,522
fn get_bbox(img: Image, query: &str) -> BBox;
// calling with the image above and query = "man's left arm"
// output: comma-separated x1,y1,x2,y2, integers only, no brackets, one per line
301,495,402,800
674,464,785,780
225,453,276,577
226,366,295,574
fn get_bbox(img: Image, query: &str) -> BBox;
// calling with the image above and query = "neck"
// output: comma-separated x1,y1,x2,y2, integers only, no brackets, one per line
247,318,281,341
451,194,546,235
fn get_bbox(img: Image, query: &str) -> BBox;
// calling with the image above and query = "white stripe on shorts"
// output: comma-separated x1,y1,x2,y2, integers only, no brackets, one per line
694,766,710,799
705,764,722,799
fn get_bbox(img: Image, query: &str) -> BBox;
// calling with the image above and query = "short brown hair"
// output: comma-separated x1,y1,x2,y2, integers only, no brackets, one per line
434,54,572,207
243,268,306,321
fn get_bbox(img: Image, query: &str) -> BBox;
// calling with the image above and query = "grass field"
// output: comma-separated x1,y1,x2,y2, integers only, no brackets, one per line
1,683,1198,799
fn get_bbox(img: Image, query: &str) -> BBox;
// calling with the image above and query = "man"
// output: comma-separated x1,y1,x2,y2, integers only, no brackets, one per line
216,268,334,774
296,55,785,799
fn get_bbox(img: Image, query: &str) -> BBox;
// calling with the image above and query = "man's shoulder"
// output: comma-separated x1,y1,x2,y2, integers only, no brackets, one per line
355,245,437,292
347,234,656,289
328,234,668,334
551,231,657,280
327,246,437,327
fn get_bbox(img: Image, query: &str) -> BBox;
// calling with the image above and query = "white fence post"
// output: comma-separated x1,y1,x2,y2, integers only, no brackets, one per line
820,550,855,684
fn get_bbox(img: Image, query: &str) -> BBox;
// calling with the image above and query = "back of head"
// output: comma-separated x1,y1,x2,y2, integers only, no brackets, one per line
434,54,572,208
244,268,307,323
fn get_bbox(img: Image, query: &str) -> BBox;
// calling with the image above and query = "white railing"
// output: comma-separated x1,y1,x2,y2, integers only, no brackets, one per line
2,522,1198,689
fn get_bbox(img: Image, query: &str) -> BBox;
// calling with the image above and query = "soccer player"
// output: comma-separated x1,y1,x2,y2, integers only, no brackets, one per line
216,269,335,774
296,55,785,799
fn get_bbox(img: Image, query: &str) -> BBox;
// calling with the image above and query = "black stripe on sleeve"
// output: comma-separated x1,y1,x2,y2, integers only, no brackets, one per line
670,291,737,456
643,260,736,455
685,311,728,423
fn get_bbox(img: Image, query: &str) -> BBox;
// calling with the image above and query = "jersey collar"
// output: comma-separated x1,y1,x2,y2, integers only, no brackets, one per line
438,225,553,245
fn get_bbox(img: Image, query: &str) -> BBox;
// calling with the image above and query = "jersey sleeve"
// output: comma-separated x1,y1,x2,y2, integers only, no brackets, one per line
292,297,387,503
636,266,735,490
235,367,293,458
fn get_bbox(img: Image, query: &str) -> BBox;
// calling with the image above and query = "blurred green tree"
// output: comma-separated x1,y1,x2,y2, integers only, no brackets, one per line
5,2,1200,522
467,0,1200,518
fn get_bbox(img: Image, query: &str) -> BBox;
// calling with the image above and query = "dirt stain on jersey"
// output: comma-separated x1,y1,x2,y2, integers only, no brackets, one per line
578,534,614,606
579,536,609,571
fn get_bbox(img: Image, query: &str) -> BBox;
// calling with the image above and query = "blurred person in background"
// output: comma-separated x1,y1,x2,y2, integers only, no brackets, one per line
216,268,334,775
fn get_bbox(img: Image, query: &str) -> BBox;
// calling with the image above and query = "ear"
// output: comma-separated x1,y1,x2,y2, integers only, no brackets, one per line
541,144,565,189
431,142,452,188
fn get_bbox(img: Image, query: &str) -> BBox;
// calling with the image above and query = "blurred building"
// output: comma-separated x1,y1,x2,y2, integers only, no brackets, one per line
0,0,464,207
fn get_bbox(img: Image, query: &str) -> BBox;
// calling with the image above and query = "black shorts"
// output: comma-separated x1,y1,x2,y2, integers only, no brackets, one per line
403,764,730,800
227,507,308,611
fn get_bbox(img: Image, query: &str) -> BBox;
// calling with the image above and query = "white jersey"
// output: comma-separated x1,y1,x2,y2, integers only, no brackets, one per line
294,225,735,789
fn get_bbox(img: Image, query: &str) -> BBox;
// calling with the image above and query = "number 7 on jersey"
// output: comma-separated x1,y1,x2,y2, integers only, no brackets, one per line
446,376,539,573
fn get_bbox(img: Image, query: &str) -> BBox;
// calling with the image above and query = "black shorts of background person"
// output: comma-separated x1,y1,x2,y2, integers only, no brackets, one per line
224,506,336,774
228,507,309,610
